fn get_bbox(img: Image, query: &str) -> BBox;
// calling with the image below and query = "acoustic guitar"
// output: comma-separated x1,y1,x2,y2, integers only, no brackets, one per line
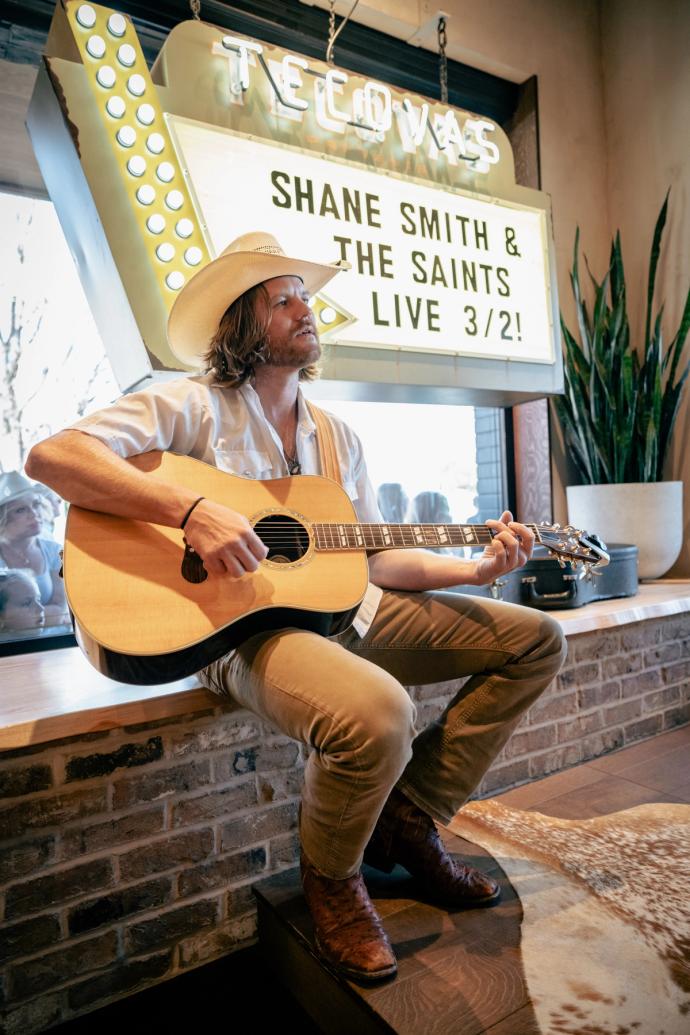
63,451,609,684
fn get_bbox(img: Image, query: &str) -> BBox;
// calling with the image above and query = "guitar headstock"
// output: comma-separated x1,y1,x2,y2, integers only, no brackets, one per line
536,523,610,576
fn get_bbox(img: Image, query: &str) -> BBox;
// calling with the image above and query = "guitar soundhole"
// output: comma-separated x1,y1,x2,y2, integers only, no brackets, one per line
254,514,310,564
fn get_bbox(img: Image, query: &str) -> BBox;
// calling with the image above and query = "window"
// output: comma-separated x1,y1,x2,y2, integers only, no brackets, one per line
0,190,118,653
311,397,507,552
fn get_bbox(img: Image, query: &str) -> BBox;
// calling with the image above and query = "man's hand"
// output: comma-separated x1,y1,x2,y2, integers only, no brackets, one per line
472,510,535,586
183,499,268,577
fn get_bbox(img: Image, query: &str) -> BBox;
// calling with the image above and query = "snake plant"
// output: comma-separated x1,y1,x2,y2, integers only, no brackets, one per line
553,193,690,484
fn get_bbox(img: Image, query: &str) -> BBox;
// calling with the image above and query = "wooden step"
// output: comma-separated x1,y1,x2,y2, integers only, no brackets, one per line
255,830,541,1035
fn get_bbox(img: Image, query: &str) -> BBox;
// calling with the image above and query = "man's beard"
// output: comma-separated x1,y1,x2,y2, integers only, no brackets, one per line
265,333,321,369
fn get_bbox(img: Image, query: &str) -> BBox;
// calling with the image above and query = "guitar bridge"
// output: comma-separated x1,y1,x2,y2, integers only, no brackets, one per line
181,540,208,583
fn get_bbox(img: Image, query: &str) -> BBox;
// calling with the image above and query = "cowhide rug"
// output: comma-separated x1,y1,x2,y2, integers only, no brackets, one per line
449,801,690,1035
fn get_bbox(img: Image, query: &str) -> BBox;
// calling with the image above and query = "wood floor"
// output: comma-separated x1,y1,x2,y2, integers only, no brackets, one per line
257,724,690,1035
51,725,690,1035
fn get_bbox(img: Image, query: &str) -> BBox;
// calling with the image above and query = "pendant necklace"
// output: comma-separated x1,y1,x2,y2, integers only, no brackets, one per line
284,449,301,476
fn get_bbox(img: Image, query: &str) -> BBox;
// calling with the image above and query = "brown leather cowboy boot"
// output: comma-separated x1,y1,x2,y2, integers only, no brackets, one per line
363,787,500,907
301,851,398,983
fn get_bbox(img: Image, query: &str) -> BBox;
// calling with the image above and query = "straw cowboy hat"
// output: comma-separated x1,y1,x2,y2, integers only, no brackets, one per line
0,472,50,511
167,231,348,367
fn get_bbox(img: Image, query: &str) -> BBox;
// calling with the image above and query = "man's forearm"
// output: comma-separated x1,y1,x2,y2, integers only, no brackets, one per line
25,430,199,527
367,548,479,591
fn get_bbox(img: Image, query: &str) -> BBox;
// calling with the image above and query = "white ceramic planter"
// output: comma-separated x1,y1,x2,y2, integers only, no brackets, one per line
566,481,683,580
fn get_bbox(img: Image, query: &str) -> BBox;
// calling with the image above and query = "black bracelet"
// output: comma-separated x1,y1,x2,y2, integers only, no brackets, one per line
180,497,205,530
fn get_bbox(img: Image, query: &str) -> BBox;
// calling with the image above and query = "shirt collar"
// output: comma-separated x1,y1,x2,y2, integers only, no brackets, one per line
296,389,317,438
239,380,317,438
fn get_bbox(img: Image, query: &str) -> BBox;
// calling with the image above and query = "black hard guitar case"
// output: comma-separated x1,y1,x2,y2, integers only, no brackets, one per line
457,543,638,610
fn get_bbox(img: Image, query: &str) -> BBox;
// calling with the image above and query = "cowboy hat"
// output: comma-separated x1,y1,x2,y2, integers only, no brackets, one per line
167,231,348,367
0,472,51,510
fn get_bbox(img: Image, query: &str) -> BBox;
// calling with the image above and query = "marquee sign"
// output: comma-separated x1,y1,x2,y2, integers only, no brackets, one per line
28,1,561,399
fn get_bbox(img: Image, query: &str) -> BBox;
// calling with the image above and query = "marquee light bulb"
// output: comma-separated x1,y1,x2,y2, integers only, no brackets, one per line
117,44,136,68
165,190,184,210
166,271,185,290
105,96,126,118
319,306,337,325
156,243,175,262
175,218,194,239
127,74,146,97
136,103,155,126
107,13,127,38
96,66,116,89
116,126,136,148
146,214,166,234
136,184,156,205
127,155,147,177
184,247,202,266
86,35,106,59
76,5,97,29
146,133,165,155
156,162,175,183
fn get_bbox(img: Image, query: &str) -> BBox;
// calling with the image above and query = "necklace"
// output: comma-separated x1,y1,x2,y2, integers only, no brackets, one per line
284,450,301,476
3,541,34,567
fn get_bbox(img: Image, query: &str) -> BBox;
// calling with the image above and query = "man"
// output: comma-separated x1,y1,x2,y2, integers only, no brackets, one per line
27,232,566,984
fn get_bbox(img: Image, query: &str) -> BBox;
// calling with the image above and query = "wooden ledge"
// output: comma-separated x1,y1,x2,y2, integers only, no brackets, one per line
545,579,690,635
1,582,689,753
0,648,219,752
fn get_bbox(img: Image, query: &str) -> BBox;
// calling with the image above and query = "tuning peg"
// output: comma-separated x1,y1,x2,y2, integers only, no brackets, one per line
557,556,566,568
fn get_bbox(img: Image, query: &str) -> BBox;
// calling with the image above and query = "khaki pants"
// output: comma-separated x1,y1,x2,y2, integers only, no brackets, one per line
200,591,567,879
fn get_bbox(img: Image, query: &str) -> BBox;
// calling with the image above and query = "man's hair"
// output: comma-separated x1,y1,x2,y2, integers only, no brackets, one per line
204,281,319,387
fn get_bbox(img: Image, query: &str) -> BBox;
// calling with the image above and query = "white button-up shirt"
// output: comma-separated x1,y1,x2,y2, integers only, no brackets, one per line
72,374,383,634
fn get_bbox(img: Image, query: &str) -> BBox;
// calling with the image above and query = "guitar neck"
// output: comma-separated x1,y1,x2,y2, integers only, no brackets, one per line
313,523,541,551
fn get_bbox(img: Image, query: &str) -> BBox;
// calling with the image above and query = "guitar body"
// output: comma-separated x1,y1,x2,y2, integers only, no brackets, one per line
64,452,368,684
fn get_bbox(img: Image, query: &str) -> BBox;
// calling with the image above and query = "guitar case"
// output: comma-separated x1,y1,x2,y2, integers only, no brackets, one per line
456,543,638,610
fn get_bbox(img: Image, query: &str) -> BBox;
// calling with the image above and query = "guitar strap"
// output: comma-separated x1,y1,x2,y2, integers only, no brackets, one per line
306,401,343,487
306,400,361,637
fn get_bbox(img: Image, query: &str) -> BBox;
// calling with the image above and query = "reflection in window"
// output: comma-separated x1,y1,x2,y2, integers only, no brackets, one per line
0,191,118,649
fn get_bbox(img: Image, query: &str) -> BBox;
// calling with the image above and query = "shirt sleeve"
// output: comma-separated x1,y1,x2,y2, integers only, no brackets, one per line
69,379,217,460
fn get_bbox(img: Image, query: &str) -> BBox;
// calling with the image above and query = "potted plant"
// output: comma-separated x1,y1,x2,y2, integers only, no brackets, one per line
553,194,689,578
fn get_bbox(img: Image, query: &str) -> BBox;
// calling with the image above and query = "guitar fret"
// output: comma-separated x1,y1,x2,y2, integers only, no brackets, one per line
313,522,543,551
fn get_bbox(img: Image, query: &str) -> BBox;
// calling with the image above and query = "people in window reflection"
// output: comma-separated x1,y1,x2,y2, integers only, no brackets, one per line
407,490,453,525
0,472,69,628
38,487,65,539
0,570,45,636
377,483,409,524
407,491,461,555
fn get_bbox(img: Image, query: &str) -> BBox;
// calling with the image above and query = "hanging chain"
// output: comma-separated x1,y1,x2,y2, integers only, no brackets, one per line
438,16,448,105
326,0,360,65
329,0,336,49
326,0,336,63
189,0,201,20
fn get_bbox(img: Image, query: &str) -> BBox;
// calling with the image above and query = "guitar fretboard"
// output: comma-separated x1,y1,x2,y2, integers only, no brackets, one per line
313,523,542,551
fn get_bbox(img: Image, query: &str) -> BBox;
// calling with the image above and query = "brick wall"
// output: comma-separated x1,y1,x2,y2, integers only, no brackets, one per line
1,611,689,1032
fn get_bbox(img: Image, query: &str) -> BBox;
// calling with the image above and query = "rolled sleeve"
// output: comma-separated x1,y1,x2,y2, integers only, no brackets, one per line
71,379,217,460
